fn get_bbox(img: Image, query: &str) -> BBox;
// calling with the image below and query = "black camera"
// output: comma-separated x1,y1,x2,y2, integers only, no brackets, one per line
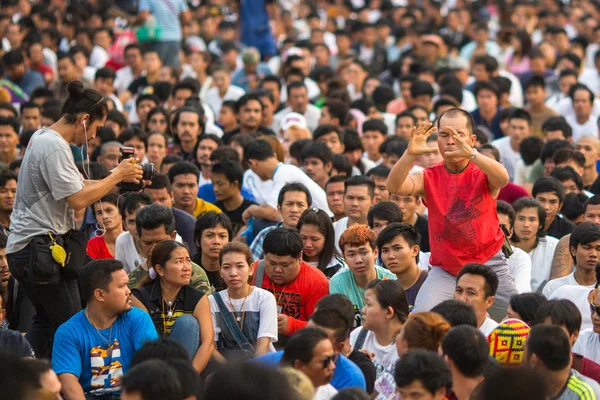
118,147,155,193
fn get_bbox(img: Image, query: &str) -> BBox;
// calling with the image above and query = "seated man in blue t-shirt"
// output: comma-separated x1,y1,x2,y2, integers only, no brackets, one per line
52,259,158,398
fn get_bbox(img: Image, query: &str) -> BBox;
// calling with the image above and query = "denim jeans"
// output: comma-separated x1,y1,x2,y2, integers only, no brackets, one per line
8,244,81,358
170,314,200,359
413,250,518,322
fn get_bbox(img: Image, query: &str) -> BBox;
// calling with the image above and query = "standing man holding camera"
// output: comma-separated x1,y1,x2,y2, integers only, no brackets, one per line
7,81,144,357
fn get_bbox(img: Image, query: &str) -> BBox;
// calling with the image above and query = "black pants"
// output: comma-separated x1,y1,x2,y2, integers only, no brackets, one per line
8,244,81,358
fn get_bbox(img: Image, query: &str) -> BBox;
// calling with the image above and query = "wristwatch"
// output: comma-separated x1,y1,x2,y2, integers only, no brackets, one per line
469,148,477,160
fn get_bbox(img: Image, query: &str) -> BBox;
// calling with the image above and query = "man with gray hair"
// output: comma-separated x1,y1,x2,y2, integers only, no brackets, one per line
97,141,122,172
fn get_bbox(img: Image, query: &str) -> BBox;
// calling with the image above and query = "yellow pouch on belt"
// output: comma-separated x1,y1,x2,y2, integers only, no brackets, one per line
48,233,66,267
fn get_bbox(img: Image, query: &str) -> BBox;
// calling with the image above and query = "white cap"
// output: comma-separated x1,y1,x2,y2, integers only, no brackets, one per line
281,112,307,131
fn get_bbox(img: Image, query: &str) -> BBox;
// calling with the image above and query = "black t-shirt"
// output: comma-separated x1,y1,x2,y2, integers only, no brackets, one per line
348,349,377,394
414,213,430,252
193,256,227,291
5,277,34,333
405,269,428,312
547,215,575,239
587,175,600,195
0,328,34,357
128,76,150,95
215,198,257,235
222,126,277,144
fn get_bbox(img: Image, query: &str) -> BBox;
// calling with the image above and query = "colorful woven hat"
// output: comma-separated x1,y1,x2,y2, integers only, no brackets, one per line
488,319,530,365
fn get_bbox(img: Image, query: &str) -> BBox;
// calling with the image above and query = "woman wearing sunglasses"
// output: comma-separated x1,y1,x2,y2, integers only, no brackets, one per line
209,241,278,361
297,208,346,279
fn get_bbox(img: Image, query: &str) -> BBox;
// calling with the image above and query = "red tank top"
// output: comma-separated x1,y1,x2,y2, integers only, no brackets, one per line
423,161,504,275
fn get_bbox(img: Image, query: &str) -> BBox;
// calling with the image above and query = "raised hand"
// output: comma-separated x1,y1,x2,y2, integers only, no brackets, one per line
442,126,474,159
407,121,438,156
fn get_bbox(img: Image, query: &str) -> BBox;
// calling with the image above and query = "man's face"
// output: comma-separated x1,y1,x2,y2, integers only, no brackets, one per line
0,246,8,285
143,52,162,74
362,130,385,160
535,192,560,227
318,106,335,126
560,179,580,194
0,125,18,155
344,244,377,280
573,90,593,119
172,174,198,210
196,138,217,167
476,89,498,111
103,269,132,314
514,207,541,240
199,224,229,259
437,114,475,161
343,185,373,221
508,118,530,146
0,179,16,213
559,75,577,96
259,96,274,124
573,239,600,271
316,131,344,154
471,63,490,82
99,145,121,171
6,62,25,81
303,157,331,187
21,107,41,131
497,212,513,237
277,190,309,228
57,58,77,82
380,235,418,275
173,88,193,110
239,100,262,131
326,181,345,218
144,187,173,207
124,137,146,161
298,338,337,388
289,87,309,113
125,48,142,69
139,226,176,258
398,380,446,400
371,218,391,237
454,273,493,320
576,137,600,168
419,141,443,168
95,77,114,96
176,112,201,145
395,116,414,139
264,253,301,285
137,100,157,126
585,204,600,225
93,201,123,232
262,81,280,104
213,70,230,92
212,172,238,202
94,31,111,49
370,176,390,204
525,86,545,106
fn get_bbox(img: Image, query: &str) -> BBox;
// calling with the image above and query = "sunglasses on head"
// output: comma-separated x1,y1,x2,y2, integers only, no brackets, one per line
589,303,600,315
321,354,338,369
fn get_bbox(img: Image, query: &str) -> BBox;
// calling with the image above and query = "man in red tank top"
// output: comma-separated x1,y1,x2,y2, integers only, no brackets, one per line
387,108,517,320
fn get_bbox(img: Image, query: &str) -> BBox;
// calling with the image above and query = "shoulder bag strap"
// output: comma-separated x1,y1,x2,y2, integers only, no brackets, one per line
355,328,369,351
213,291,251,347
254,260,265,289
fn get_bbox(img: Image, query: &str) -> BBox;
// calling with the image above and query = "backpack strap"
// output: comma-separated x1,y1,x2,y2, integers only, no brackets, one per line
354,328,369,351
254,260,265,289
213,291,251,347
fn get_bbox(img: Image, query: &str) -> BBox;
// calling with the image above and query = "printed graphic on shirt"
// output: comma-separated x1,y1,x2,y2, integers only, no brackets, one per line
353,305,362,327
89,340,123,393
435,193,483,243
269,290,301,319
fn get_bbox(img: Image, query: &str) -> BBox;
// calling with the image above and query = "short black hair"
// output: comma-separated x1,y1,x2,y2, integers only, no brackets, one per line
277,182,312,208
193,211,233,250
511,197,547,243
570,83,594,103
211,160,244,189
2,49,24,66
570,221,600,258
313,124,342,142
534,299,582,337
118,192,153,220
236,93,264,113
551,166,583,192
106,109,128,130
394,350,451,395
325,174,348,191
168,161,200,183
135,203,175,237
362,119,388,136
526,324,572,371
315,294,355,331
410,80,435,98
562,192,587,222
95,67,116,81
80,259,125,302
553,149,585,169
584,195,600,214
542,116,573,139
482,367,546,400
243,139,275,163
508,108,531,125
366,165,391,179
525,75,546,91
520,136,544,166
301,142,333,165
121,360,183,400
496,200,516,229
310,308,350,343
472,55,499,73
456,263,499,298
131,338,190,366
474,80,499,98
117,126,147,150
263,228,304,258
344,175,375,198
508,292,547,327
286,80,307,96
396,110,416,126
368,203,404,230
0,116,20,135
204,363,292,400
332,154,353,177
532,176,566,203
322,99,349,124
146,174,171,193
441,325,490,377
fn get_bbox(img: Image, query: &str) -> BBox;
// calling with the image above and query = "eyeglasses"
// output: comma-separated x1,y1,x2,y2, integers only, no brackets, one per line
590,303,600,315
321,354,338,369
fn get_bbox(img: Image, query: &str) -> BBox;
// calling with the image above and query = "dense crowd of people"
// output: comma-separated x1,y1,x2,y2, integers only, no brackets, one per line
5,0,600,399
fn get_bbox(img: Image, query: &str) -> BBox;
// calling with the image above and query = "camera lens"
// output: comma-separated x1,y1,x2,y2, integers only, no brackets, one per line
142,163,155,181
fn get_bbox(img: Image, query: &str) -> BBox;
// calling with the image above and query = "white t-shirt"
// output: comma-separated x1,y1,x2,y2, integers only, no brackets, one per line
204,85,246,116
508,246,532,294
574,328,600,364
566,115,599,143
480,316,499,338
89,45,109,69
529,236,560,292
208,287,278,352
266,163,332,216
333,217,349,253
350,327,399,379
243,169,274,206
549,285,594,331
315,384,338,400
491,136,522,182
115,231,183,273
543,271,595,298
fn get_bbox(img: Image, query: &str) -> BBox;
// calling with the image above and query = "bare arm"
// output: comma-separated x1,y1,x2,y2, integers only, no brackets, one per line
192,296,215,374
130,296,148,312
58,373,86,400
551,234,572,279
254,337,271,357
212,348,227,363
471,149,510,196
180,9,192,24
242,204,281,223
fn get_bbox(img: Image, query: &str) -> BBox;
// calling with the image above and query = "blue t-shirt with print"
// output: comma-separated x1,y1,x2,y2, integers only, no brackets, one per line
52,308,158,395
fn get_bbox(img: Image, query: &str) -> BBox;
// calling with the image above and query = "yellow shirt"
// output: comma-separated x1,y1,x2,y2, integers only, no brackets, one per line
193,198,222,218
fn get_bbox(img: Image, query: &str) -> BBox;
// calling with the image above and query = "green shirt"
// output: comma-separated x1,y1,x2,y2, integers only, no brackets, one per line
128,261,211,295
329,265,396,326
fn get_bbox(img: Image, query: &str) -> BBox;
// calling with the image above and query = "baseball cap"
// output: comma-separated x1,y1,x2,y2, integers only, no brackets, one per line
281,112,307,131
